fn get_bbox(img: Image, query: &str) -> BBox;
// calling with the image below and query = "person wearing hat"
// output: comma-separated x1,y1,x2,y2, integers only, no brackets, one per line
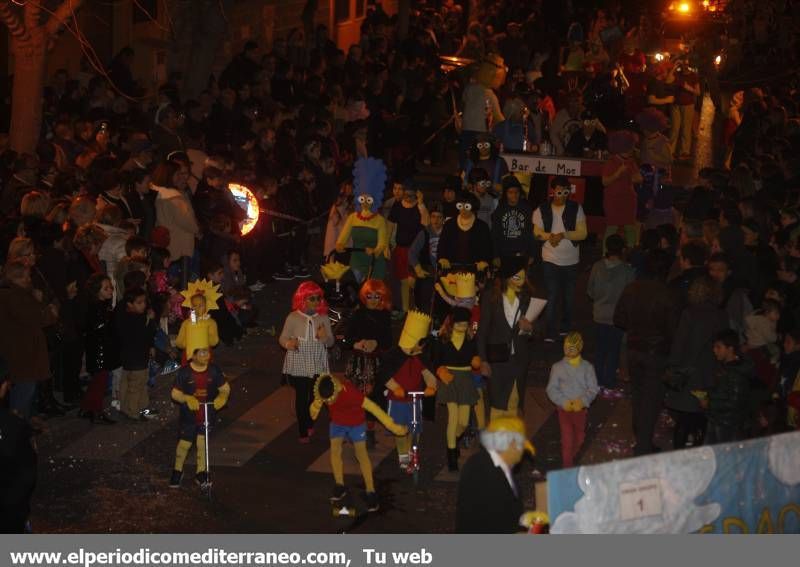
169,337,230,488
464,134,508,194
602,130,642,251
310,373,407,512
477,256,535,421
546,332,599,468
565,110,607,158
435,305,482,471
175,279,221,363
437,192,492,273
455,415,536,533
121,137,155,172
532,176,587,342
491,175,534,267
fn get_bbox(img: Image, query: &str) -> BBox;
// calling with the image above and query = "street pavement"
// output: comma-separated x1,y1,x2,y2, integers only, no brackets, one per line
28,98,716,533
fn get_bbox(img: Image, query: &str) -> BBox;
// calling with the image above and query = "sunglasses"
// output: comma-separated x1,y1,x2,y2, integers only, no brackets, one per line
307,295,321,302
476,180,492,188
456,202,473,211
366,293,383,300
554,189,571,197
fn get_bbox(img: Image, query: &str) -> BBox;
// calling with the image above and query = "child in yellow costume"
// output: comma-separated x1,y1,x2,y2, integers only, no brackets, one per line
175,279,221,363
545,332,599,468
168,334,230,488
382,310,438,470
435,306,482,472
336,157,389,282
310,373,407,512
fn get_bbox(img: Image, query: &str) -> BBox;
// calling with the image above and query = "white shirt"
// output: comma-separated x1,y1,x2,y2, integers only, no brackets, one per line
488,449,517,496
503,294,520,356
532,204,585,266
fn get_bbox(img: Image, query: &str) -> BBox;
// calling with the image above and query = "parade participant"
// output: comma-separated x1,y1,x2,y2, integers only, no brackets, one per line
437,192,492,273
491,175,534,267
565,110,607,158
169,336,230,488
546,332,599,468
436,306,481,472
440,176,461,221
533,177,587,342
460,54,506,169
175,279,221,362
335,158,388,282
310,373,407,512
388,185,424,315
343,279,393,448
602,131,642,250
477,256,536,423
279,281,334,443
381,310,438,470
464,135,508,193
466,168,498,229
456,416,537,533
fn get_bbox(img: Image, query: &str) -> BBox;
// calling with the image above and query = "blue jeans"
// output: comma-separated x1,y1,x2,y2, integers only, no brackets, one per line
542,262,578,338
10,382,37,420
594,323,624,388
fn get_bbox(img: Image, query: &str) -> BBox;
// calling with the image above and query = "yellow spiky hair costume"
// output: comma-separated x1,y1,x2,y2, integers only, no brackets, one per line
439,273,458,296
454,272,476,299
180,279,222,311
175,279,220,359
320,260,350,282
563,332,583,358
399,310,432,350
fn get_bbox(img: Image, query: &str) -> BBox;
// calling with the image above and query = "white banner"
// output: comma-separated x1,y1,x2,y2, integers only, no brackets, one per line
501,154,582,177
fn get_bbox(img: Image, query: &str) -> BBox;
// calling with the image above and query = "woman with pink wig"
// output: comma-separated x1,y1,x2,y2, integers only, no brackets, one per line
279,281,334,443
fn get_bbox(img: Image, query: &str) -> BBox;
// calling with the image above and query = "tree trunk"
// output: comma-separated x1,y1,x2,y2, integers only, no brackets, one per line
9,37,46,155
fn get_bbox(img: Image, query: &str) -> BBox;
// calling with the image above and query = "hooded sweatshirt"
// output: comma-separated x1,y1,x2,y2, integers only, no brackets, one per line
491,192,534,259
586,257,636,325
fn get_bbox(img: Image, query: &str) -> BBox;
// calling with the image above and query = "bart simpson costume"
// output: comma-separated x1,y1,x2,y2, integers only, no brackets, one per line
382,310,438,470
310,373,407,512
169,332,230,488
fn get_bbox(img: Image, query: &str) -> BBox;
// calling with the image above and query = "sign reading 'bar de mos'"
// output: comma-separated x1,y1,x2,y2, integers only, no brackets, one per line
501,153,582,176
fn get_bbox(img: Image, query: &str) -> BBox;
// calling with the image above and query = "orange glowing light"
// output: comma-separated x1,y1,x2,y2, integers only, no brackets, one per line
678,2,691,13
228,183,260,236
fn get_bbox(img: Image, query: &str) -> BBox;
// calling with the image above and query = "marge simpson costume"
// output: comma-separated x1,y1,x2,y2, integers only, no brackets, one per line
175,279,221,362
381,310,438,470
310,373,407,512
169,332,230,488
336,157,389,282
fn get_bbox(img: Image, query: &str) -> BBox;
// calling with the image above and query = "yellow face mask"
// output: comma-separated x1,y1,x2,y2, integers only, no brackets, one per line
563,332,583,365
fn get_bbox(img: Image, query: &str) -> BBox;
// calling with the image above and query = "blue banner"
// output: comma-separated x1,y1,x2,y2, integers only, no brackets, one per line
548,431,800,533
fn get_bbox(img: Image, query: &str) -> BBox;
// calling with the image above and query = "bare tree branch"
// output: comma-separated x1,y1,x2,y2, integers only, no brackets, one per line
0,1,30,44
45,0,86,37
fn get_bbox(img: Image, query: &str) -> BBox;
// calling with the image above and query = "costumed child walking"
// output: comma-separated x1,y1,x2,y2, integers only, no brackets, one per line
381,310,438,470
343,279,393,448
310,373,407,512
174,279,221,363
436,306,482,472
169,335,230,488
279,281,334,443
546,332,599,468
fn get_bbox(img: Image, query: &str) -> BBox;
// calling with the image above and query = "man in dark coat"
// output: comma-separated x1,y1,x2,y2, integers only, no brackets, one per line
456,416,535,533
614,250,679,455
0,358,37,533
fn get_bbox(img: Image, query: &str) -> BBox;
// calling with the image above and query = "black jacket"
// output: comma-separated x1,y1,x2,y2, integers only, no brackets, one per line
709,357,753,428
0,408,37,533
437,217,492,267
456,448,523,533
614,278,679,354
85,300,119,374
114,307,157,371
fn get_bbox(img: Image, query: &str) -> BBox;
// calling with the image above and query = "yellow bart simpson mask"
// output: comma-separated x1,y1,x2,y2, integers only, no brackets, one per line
564,332,583,365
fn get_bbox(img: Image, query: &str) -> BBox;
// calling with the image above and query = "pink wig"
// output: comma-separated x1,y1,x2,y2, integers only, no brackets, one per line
292,281,328,314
